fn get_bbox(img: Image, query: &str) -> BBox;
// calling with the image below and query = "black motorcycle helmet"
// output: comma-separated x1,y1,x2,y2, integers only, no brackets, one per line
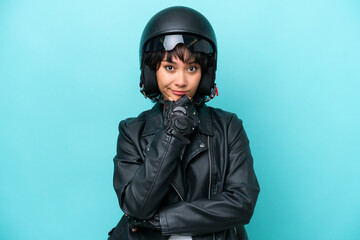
139,6,218,102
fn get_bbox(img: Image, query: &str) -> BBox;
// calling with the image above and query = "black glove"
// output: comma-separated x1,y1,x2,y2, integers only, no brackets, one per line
126,214,161,231
163,95,200,144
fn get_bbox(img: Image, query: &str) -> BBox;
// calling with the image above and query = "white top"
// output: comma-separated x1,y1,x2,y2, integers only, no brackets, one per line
168,235,192,240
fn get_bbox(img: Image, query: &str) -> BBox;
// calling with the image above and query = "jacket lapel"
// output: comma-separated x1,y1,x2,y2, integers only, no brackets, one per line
141,103,163,137
182,131,209,170
183,105,213,169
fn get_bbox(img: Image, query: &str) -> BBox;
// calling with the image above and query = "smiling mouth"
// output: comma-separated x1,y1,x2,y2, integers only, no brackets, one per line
171,90,187,96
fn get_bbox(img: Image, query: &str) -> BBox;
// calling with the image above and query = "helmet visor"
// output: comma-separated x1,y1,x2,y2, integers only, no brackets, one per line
145,34,213,54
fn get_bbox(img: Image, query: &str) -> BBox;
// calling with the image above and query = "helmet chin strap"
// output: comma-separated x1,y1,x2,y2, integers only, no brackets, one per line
197,83,217,106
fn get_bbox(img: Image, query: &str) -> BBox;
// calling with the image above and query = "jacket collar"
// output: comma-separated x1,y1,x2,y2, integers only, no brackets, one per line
142,102,214,137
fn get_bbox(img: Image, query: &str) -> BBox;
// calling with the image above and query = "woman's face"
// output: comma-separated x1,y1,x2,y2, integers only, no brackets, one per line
156,49,202,102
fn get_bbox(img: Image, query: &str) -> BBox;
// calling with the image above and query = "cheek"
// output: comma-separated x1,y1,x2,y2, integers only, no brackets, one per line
156,69,170,92
155,70,164,87
193,73,202,89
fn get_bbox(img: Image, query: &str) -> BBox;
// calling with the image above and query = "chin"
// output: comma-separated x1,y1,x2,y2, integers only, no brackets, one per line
163,94,192,101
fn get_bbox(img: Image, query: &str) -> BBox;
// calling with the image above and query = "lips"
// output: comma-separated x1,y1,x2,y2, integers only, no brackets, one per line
171,90,187,96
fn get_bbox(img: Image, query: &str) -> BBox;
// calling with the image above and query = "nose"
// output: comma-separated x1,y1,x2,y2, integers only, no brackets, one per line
174,71,187,87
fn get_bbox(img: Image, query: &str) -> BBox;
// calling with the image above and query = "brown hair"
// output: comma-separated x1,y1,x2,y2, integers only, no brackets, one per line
144,44,209,74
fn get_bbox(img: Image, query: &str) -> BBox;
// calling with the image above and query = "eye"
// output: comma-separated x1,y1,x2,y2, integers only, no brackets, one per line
165,65,175,71
188,66,198,72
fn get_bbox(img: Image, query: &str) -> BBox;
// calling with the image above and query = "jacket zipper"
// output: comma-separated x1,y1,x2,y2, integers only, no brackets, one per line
208,136,212,200
171,136,214,239
207,136,216,240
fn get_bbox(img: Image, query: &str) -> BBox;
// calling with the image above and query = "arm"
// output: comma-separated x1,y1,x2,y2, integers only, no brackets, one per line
113,120,186,219
113,96,200,220
158,114,260,236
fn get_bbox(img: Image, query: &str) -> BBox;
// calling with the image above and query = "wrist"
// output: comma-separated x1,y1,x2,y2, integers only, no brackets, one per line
163,126,190,144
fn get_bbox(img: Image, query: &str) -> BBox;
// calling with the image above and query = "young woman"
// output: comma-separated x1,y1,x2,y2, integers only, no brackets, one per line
108,6,260,240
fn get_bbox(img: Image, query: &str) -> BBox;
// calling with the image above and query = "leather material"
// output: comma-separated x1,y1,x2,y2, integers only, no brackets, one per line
110,103,260,240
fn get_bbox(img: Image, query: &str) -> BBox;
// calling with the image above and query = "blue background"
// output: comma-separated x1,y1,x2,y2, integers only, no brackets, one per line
1,0,359,239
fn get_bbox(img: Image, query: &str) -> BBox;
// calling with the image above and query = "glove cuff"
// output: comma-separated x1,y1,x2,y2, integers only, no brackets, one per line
164,126,190,144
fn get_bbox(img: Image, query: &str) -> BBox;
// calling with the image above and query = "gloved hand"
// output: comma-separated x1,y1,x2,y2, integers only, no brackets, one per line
126,214,161,231
163,95,200,144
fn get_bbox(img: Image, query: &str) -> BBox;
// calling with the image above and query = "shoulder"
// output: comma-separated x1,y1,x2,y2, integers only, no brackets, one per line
207,106,243,127
205,106,247,145
118,108,152,132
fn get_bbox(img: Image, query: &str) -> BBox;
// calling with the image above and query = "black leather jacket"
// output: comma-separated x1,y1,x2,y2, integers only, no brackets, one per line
109,103,260,240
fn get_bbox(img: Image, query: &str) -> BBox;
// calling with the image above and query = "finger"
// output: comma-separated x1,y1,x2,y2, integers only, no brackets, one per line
131,227,138,232
169,97,174,101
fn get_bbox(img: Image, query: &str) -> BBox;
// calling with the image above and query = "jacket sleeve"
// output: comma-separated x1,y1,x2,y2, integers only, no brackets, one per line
159,114,260,236
113,120,187,219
